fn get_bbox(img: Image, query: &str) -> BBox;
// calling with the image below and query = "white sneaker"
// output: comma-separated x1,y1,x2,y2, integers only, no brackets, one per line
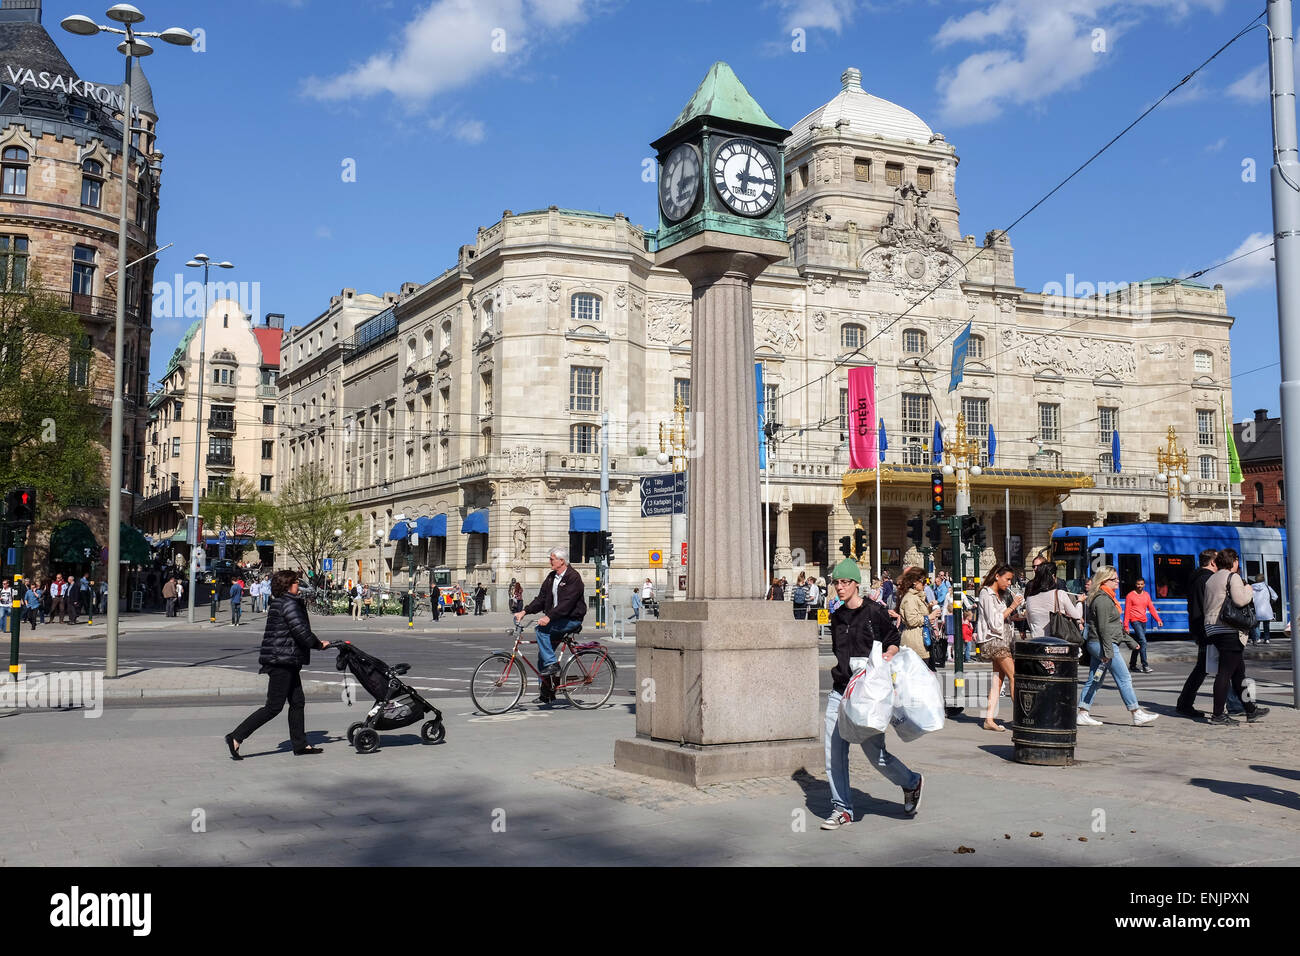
1077,711,1103,726
820,810,853,830
1131,709,1159,726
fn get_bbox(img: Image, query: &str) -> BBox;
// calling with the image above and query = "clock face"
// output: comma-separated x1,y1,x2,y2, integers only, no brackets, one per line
712,138,778,217
659,144,701,223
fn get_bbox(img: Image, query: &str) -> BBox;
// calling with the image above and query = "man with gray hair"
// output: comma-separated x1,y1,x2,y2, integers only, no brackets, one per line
515,546,586,704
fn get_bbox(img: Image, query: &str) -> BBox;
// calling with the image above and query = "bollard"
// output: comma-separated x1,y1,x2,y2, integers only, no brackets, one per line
1011,636,1078,766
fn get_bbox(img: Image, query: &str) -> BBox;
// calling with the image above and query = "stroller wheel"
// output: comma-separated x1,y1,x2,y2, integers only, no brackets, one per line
346,722,365,745
354,728,380,754
420,719,446,744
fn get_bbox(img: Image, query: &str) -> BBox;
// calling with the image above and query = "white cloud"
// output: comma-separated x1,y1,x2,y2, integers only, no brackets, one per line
1226,64,1268,103
306,0,592,103
933,1,1225,127
1204,136,1227,152
1207,231,1274,298
773,0,860,33
454,119,486,143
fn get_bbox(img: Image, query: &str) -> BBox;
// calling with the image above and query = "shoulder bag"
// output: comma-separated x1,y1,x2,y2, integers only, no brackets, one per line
1217,573,1256,631
1046,590,1085,645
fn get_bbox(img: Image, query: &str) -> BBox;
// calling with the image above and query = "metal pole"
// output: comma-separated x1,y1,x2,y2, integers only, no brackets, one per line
1005,487,1011,567
1267,0,1300,708
763,436,770,590
600,408,609,627
106,49,133,677
9,527,24,682
874,455,881,582
407,524,415,629
187,260,210,623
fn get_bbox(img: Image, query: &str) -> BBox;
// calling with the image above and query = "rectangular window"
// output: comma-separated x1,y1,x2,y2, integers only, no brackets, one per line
1099,452,1114,473
570,423,598,454
1197,409,1214,446
2,157,26,195
1199,455,1215,480
764,383,780,426
1098,407,1117,446
962,397,990,466
853,158,871,182
81,175,102,208
1039,403,1060,442
263,405,275,424
68,335,91,387
262,440,273,460
481,373,493,417
1153,553,1195,600
208,436,232,458
260,475,272,492
901,393,929,439
797,164,809,189
261,369,277,386
172,437,180,456
135,193,146,225
206,476,228,496
72,245,95,297
885,163,902,186
174,400,182,419
839,388,849,432
568,531,602,564
569,366,601,412
0,235,28,289
917,167,933,191
903,329,925,353
674,377,691,410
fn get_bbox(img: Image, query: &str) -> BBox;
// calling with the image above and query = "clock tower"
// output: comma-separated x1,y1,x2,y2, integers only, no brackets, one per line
615,63,821,788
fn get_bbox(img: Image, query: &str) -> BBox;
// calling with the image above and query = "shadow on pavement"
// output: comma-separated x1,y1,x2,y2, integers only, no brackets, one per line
791,767,902,821
1188,777,1300,812
1248,764,1300,782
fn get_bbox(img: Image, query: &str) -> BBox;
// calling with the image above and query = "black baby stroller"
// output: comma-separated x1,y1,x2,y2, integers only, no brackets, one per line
335,640,445,753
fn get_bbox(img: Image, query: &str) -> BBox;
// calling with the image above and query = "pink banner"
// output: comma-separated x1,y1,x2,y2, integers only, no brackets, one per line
848,366,877,469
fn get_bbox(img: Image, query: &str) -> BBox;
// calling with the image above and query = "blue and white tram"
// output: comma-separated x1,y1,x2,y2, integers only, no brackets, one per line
1050,523,1288,637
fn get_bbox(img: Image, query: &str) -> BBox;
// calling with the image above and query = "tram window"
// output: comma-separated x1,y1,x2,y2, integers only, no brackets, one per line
1118,554,1141,596
1154,554,1194,600
1245,559,1262,581
1052,537,1088,593
1266,560,1283,619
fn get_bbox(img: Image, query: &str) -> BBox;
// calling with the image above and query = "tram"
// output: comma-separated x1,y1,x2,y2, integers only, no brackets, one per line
1050,523,1288,636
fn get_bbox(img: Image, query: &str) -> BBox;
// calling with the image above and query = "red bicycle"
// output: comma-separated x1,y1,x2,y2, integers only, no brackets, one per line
470,621,617,713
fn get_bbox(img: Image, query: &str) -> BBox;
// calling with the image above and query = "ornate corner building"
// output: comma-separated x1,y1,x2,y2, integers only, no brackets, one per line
0,0,161,572
275,66,1236,608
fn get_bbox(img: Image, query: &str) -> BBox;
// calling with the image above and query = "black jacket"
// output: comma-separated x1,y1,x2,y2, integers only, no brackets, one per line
524,566,586,620
1186,566,1214,643
257,594,323,670
830,599,900,694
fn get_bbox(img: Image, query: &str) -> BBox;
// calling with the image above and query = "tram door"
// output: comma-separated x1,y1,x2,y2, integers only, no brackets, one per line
1117,553,1142,597
1266,559,1284,620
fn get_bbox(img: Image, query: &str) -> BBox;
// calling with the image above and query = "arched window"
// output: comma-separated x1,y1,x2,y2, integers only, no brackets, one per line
80,159,103,208
440,320,451,352
423,329,434,357
841,323,866,350
407,337,417,366
1199,455,1215,480
481,299,494,334
1256,481,1265,504
571,293,601,323
2,147,28,195
968,335,985,359
903,329,925,354
1194,350,1212,374
570,423,598,454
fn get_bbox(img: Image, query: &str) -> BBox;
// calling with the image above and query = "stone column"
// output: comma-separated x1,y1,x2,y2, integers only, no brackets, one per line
774,489,793,580
614,233,821,787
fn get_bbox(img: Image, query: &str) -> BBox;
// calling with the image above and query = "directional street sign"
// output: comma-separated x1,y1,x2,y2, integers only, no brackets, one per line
640,473,686,517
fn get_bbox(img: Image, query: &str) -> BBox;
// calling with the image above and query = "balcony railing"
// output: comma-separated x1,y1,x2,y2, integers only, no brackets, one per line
138,484,187,515
208,415,236,433
62,290,141,323
257,384,279,398
206,452,234,468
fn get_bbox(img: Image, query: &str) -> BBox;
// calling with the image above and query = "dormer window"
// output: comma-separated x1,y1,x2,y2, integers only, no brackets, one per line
571,293,601,323
80,159,103,208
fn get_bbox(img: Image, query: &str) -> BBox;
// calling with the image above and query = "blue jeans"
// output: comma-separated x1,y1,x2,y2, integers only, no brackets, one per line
1079,638,1139,711
231,601,241,626
0,605,8,631
824,691,920,816
1127,622,1148,669
536,616,583,669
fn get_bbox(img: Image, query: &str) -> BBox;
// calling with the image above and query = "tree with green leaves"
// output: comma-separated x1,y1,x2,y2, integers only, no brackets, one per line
257,463,365,577
197,475,270,556
0,272,107,510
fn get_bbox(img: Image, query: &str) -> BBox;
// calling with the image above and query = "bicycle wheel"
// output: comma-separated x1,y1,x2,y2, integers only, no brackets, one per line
471,653,526,714
560,648,617,709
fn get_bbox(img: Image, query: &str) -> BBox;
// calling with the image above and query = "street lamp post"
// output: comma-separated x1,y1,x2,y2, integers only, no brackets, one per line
1155,425,1191,523
941,411,983,521
62,7,193,678
182,254,233,623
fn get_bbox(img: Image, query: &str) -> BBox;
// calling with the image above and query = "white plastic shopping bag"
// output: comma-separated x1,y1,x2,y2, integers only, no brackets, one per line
887,646,945,742
1206,644,1219,677
838,645,893,742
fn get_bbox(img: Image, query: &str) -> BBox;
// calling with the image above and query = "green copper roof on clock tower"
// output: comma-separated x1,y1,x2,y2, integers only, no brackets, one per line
653,61,791,250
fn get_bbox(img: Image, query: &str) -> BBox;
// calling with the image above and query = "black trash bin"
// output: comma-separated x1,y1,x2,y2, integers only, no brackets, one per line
1012,636,1078,766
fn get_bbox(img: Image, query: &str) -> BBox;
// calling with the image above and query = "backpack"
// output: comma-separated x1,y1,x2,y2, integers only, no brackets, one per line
793,586,808,604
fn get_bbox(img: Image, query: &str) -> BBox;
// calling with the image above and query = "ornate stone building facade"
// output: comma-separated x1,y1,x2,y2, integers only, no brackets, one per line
0,0,163,572
277,66,1236,606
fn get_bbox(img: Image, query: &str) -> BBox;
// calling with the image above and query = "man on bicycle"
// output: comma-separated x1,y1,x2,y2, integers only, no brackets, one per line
515,546,586,704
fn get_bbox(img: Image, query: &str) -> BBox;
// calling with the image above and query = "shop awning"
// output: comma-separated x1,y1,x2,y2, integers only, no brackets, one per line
256,540,274,547
119,523,151,564
418,514,447,537
170,524,188,542
569,506,600,533
388,521,409,541
461,509,489,535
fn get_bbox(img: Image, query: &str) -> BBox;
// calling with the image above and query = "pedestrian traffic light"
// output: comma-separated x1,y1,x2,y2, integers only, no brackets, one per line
973,517,987,551
853,526,868,560
906,514,923,549
600,530,614,565
838,535,852,558
930,472,945,514
4,487,35,526
960,513,977,542
926,515,944,548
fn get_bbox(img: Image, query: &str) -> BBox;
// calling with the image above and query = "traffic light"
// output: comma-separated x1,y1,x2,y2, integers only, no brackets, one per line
930,472,945,514
853,526,868,560
4,487,35,526
838,535,852,558
960,513,977,543
926,515,944,548
973,517,987,551
599,530,614,564
906,514,923,549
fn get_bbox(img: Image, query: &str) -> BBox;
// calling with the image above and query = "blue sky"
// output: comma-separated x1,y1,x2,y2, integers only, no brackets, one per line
48,0,1282,417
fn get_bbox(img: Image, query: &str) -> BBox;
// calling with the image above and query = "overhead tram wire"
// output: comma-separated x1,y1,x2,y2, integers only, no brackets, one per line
773,9,1268,409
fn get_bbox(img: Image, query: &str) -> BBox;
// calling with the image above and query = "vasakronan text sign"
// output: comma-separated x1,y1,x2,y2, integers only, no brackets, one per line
4,66,139,117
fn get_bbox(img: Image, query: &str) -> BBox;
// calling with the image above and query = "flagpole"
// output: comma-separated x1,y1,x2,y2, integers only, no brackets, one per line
875,451,881,580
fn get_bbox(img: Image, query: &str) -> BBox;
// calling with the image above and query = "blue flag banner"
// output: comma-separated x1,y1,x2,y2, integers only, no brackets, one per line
878,418,888,458
949,321,973,393
1112,428,1121,474
932,420,944,464
988,425,997,467
756,362,766,471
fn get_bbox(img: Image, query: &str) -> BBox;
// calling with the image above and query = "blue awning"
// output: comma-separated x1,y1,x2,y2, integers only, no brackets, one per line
418,514,447,537
256,540,274,547
461,509,489,535
388,521,408,541
569,506,600,533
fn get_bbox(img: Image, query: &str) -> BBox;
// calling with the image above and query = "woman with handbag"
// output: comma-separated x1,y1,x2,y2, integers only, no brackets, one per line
976,564,1022,732
1024,563,1081,639
1077,566,1158,727
897,566,941,672
1202,548,1270,725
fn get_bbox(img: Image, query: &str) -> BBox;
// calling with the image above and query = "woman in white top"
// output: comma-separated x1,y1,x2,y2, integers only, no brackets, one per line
976,563,1023,732
1023,563,1082,639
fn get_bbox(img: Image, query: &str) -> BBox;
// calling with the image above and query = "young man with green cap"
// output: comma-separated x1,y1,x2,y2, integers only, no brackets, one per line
822,557,924,830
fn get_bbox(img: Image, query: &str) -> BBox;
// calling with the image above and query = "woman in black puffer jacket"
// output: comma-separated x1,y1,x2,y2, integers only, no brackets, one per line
225,569,330,759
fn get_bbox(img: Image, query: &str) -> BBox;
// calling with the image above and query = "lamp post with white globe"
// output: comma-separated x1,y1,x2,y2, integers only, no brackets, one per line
1155,425,1191,523
941,411,983,521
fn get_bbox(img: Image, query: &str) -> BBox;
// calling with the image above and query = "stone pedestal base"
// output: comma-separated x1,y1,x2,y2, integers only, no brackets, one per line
613,599,821,787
